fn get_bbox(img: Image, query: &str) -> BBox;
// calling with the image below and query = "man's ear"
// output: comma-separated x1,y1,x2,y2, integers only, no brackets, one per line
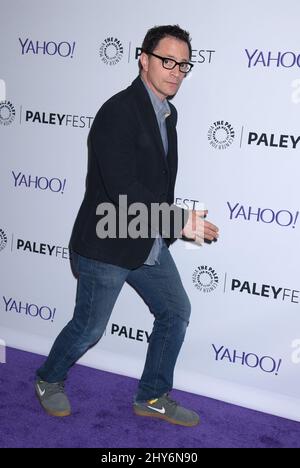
140,52,149,72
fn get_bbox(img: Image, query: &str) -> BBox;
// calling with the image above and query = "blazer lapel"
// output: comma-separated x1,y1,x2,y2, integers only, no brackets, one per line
165,113,177,172
132,77,169,167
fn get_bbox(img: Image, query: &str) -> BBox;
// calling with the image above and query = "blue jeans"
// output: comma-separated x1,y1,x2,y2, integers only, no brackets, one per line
37,243,191,401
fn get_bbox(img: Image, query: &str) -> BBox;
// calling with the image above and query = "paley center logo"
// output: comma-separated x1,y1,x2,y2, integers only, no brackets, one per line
0,229,8,251
99,37,124,65
246,49,300,68
0,100,16,126
208,121,235,149
19,38,76,58
192,266,219,293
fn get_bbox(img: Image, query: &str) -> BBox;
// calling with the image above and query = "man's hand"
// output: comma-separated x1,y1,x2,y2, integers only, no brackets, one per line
181,210,219,245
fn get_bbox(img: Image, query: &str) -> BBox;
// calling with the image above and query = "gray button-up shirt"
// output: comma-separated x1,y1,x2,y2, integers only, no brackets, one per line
142,79,171,265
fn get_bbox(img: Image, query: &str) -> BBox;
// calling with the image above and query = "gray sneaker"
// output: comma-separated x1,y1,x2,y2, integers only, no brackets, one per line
35,379,71,417
133,393,200,427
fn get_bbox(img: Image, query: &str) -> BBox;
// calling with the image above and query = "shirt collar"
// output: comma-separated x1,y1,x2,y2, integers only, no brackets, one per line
141,77,171,120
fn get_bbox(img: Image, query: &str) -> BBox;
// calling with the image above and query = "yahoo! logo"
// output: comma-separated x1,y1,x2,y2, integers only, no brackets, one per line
212,344,282,375
3,296,57,322
12,171,66,194
19,38,76,58
246,49,300,68
227,202,299,229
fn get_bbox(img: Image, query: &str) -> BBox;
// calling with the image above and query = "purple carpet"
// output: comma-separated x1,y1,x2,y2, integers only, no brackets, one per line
0,347,299,448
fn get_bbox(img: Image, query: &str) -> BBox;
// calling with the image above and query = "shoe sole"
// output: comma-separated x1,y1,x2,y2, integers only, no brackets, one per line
133,407,199,427
35,391,71,417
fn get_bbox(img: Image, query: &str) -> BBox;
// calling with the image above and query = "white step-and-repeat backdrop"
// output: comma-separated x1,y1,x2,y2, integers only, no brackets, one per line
1,0,300,422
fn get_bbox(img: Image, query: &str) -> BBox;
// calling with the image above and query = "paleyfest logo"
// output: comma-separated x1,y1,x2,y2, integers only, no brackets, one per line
134,47,217,65
0,99,93,129
247,131,300,149
0,100,15,126
230,278,299,304
16,238,70,260
208,121,235,149
99,37,124,65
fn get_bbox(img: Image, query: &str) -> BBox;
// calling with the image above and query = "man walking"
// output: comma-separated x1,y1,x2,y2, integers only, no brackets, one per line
35,25,219,427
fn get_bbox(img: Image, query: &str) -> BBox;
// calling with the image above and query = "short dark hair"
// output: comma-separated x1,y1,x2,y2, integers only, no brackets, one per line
139,24,192,71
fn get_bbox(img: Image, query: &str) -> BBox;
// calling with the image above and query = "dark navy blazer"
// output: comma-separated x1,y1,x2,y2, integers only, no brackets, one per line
70,76,187,269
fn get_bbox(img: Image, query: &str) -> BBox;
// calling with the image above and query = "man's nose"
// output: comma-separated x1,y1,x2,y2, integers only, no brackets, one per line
170,65,180,77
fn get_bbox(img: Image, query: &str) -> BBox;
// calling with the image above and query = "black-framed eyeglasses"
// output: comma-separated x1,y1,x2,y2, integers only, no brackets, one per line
144,50,194,74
